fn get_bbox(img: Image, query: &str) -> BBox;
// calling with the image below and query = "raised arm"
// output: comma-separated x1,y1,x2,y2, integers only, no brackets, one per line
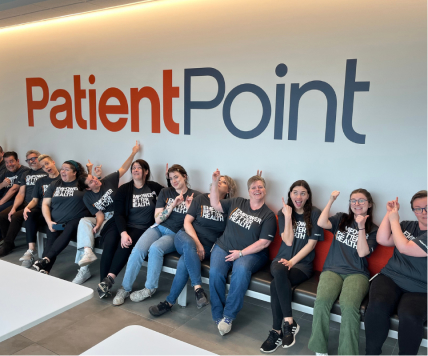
118,141,140,178
355,214,371,257
318,191,340,229
389,204,428,257
154,193,184,225
210,169,223,213
281,198,294,246
377,198,399,246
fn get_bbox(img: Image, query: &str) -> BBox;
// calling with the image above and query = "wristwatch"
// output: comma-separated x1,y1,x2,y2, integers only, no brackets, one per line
239,250,243,258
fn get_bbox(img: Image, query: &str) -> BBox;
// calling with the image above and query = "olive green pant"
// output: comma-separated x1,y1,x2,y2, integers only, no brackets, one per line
308,271,369,355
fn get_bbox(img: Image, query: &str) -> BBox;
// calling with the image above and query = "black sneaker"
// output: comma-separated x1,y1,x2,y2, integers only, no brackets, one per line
149,301,172,317
97,276,114,299
282,320,299,348
260,329,283,353
32,258,50,273
195,288,209,309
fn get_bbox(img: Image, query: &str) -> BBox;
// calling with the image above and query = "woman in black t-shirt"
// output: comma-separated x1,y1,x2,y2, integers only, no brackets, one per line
261,180,324,353
113,164,200,306
365,190,427,355
308,188,378,355
148,174,237,317
32,160,90,274
209,169,277,336
96,159,164,299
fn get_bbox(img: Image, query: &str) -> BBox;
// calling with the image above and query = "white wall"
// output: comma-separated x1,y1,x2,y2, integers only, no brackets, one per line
0,0,426,221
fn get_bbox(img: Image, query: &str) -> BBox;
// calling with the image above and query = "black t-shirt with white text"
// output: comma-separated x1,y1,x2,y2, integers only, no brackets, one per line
186,193,227,248
155,187,201,233
381,221,427,293
275,207,324,277
32,175,61,208
84,171,119,215
18,167,48,204
44,179,89,224
0,166,30,198
127,184,161,230
323,212,378,277
215,197,277,255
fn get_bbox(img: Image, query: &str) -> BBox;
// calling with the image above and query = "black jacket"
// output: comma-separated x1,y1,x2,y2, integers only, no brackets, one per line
114,180,164,233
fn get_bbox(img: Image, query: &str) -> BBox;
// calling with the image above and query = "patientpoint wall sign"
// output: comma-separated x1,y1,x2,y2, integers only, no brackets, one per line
26,59,369,144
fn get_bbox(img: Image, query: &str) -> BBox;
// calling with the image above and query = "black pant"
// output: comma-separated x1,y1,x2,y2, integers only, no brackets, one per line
100,226,145,282
24,207,45,244
270,261,309,330
43,218,81,272
365,273,427,355
0,204,26,252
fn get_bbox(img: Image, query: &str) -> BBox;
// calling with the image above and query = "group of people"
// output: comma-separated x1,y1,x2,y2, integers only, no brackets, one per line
0,143,426,355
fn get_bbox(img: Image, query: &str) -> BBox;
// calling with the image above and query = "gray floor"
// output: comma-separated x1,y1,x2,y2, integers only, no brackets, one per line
0,233,427,355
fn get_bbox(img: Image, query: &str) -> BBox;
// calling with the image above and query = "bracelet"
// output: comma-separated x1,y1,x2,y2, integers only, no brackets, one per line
358,228,365,231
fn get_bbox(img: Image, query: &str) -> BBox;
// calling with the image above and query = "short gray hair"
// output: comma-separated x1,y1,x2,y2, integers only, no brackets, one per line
26,150,41,158
247,175,266,190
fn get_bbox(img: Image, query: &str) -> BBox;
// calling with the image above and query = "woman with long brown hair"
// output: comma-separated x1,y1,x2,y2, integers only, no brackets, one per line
260,180,324,353
308,188,378,355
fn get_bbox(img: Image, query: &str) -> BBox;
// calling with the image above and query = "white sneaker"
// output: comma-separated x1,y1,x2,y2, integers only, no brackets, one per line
218,317,233,336
316,353,328,355
72,266,91,284
130,288,157,302
20,249,37,268
78,249,97,267
113,288,130,306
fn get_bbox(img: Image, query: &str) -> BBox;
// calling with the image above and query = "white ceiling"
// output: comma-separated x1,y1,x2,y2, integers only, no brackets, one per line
0,0,155,29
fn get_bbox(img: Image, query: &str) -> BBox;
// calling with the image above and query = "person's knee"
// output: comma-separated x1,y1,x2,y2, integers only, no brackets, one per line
270,262,287,279
398,308,424,326
232,264,252,282
148,243,165,258
209,265,226,281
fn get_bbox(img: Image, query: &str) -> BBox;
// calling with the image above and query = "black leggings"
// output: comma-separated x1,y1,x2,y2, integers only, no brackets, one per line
364,273,427,355
100,226,145,282
270,261,309,330
44,218,81,272
0,204,26,251
24,207,45,244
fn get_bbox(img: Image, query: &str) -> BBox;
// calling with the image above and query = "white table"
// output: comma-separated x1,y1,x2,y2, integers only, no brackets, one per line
82,325,216,355
0,260,93,342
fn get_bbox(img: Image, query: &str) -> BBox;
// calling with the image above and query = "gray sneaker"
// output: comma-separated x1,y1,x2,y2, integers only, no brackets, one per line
218,316,233,336
72,266,91,284
130,287,156,302
113,288,130,306
20,249,37,268
78,249,97,267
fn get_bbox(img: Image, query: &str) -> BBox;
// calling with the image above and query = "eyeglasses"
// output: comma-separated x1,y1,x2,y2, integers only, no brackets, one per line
25,157,38,163
412,207,427,214
349,199,368,205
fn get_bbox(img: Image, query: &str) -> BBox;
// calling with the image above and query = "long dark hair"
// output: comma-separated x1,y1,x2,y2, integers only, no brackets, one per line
287,180,313,236
131,159,151,181
338,188,374,233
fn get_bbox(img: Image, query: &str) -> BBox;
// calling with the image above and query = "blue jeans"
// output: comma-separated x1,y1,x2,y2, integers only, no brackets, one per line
122,225,176,291
166,229,212,305
209,244,268,321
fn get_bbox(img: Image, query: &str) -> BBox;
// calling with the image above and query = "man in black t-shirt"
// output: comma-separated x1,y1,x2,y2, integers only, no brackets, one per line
0,150,46,256
0,151,30,241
